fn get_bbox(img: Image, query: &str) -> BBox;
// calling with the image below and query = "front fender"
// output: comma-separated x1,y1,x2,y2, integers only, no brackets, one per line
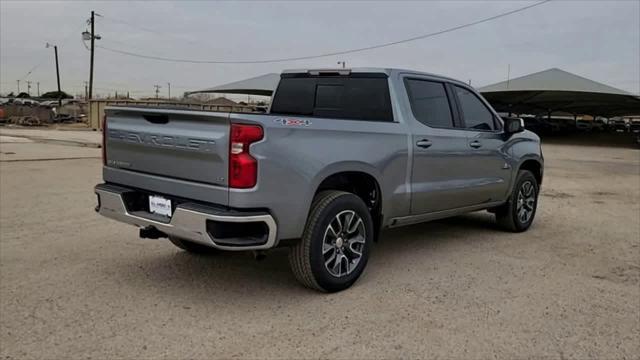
505,131,543,193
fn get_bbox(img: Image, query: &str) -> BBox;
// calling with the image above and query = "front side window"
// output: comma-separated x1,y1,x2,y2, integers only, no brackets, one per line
454,86,495,131
404,79,454,128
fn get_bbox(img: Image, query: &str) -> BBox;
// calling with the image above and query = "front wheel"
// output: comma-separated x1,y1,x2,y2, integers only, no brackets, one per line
289,191,373,292
496,170,539,232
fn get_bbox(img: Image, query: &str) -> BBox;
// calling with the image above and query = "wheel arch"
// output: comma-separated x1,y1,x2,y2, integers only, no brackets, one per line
308,163,384,241
518,159,543,185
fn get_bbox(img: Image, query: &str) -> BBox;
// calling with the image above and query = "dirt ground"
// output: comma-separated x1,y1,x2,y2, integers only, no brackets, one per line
0,132,638,359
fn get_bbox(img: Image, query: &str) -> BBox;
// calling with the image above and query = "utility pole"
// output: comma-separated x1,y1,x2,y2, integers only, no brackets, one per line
26,81,32,96
89,10,95,100
167,82,171,98
507,64,511,89
46,43,62,106
154,85,161,99
84,81,88,100
37,82,40,97
16,80,20,93
54,45,62,106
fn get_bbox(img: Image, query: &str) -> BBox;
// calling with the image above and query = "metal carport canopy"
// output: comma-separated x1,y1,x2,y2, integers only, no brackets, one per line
185,73,280,97
478,68,640,117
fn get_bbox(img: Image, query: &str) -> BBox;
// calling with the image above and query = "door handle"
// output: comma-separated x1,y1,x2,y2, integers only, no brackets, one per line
469,140,482,149
416,139,432,149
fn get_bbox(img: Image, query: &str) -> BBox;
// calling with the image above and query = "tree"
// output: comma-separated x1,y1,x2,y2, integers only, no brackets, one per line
16,92,30,98
40,91,73,99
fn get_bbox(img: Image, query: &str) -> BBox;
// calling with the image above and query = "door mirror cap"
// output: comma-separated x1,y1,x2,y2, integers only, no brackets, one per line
503,117,525,134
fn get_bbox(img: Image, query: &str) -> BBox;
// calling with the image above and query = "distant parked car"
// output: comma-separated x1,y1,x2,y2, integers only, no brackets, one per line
13,98,40,106
539,118,560,134
630,120,640,134
561,118,577,133
522,117,551,135
575,120,593,132
542,117,574,134
39,100,58,107
610,119,628,132
62,99,84,106
592,119,606,132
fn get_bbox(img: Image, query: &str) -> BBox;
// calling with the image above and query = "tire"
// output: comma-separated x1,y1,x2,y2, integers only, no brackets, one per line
496,170,539,232
289,191,373,292
168,236,218,254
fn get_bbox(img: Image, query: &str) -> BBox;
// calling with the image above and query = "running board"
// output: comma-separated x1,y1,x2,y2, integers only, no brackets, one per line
388,201,504,228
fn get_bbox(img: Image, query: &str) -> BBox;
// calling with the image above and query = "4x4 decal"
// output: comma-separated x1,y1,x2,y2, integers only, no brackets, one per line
273,118,312,126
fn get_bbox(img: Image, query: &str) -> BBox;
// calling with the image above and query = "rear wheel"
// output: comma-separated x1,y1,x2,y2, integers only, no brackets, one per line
289,191,373,292
496,170,539,232
168,236,218,254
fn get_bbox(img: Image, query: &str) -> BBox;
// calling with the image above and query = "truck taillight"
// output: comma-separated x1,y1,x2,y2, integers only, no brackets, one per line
101,115,107,165
229,123,263,188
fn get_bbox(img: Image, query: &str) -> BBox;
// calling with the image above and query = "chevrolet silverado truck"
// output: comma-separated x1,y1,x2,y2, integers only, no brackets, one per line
95,68,543,292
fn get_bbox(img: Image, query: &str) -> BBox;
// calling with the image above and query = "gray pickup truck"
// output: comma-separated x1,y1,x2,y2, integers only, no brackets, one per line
95,68,543,292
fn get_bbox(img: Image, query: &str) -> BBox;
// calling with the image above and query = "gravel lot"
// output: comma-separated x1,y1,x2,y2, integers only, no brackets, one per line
1,131,638,359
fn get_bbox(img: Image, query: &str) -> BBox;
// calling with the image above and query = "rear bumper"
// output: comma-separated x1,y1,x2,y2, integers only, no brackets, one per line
95,183,277,251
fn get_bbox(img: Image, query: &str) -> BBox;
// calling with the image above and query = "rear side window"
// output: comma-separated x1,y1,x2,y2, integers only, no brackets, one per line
270,75,393,122
269,78,315,116
404,79,454,128
454,86,495,131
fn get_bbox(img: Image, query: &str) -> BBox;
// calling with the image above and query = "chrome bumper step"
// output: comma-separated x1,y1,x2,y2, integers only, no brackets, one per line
95,184,277,251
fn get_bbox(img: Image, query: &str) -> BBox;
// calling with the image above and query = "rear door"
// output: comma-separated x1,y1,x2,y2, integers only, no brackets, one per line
404,77,476,214
451,85,511,204
105,108,230,186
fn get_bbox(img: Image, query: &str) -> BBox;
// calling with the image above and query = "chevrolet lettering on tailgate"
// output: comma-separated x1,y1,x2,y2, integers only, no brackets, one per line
108,129,217,152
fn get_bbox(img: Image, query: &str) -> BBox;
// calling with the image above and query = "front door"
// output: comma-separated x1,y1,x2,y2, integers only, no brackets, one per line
452,85,512,204
404,77,478,214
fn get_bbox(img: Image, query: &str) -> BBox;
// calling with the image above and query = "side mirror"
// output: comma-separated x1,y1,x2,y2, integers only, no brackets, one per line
503,117,525,134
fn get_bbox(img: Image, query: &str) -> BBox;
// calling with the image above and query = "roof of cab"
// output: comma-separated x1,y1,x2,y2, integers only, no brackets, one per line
188,68,470,97
281,67,466,86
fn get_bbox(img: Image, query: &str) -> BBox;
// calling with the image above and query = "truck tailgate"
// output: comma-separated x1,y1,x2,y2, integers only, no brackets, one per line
104,107,230,187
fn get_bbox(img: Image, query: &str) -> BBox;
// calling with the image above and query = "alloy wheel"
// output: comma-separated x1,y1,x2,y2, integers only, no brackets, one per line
322,210,366,277
516,180,536,224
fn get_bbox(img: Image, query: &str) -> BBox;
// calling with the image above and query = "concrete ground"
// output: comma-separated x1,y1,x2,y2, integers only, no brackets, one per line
0,127,101,148
0,130,638,359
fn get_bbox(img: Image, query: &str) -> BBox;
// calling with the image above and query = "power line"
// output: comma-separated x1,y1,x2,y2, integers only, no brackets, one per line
96,0,551,65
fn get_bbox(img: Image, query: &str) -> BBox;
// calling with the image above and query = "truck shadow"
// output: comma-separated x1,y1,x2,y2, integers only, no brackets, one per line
111,211,510,300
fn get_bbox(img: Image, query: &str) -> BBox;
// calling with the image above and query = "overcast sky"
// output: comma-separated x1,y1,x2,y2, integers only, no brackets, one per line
1,0,638,98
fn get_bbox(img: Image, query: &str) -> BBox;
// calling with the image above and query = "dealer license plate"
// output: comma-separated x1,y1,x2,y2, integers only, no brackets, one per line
149,195,172,217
